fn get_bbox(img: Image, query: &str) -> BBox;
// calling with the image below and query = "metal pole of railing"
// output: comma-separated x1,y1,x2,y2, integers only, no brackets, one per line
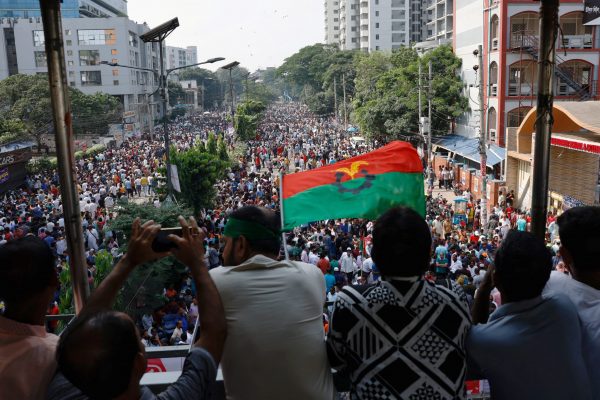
531,0,559,240
39,0,89,312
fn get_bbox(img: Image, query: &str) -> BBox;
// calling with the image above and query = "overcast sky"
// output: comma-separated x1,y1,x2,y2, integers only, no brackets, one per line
127,0,324,72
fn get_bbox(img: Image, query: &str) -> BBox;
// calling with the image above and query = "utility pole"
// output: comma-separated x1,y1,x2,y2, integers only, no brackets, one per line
146,92,154,140
531,0,559,239
342,72,348,128
427,60,433,166
333,76,338,122
418,61,423,160
40,0,89,312
476,44,488,228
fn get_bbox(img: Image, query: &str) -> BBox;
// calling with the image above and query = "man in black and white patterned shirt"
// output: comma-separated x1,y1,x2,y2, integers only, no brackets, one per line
327,207,471,399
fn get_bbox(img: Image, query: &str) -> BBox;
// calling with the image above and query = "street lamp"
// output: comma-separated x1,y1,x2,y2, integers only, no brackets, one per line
138,17,225,201
221,61,240,121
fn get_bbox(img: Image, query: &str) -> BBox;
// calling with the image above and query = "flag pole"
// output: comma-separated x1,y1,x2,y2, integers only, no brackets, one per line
279,172,290,261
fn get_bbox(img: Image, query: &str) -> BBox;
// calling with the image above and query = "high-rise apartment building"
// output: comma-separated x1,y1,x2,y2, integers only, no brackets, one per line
324,0,341,45
425,0,453,44
165,45,198,71
326,0,426,51
0,0,127,18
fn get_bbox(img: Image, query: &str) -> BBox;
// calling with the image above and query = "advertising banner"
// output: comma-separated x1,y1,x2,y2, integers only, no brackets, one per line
584,0,600,25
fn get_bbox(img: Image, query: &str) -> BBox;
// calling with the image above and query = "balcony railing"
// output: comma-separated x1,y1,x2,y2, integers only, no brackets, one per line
560,34,593,49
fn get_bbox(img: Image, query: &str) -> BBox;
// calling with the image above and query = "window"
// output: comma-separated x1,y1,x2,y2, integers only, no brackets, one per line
507,107,532,127
392,33,405,42
351,15,357,21
65,29,71,35
392,10,405,19
392,0,403,6
392,21,405,31
80,71,102,86
376,34,380,40
376,22,379,28
33,31,44,46
112,69,119,76
334,18,339,22
66,40,72,46
112,58,118,63
128,31,138,47
78,29,116,45
79,50,100,66
111,49,118,55
34,51,47,67
352,38,357,43
67,50,73,56
68,60,74,66
376,45,380,50
69,81,76,87
351,27,357,32
375,11,379,16
375,0,379,3
68,71,75,78
113,80,119,86
334,26,339,30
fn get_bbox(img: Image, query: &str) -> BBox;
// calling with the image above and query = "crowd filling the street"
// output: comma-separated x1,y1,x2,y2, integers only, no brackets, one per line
0,103,599,400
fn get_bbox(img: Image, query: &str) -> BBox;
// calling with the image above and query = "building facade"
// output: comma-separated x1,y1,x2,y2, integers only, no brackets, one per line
0,17,158,129
327,0,427,51
0,0,127,18
425,0,453,43
325,0,341,45
455,0,600,148
165,45,198,71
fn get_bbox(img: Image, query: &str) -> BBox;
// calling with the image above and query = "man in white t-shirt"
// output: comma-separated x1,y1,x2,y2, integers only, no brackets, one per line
543,206,600,399
210,206,335,400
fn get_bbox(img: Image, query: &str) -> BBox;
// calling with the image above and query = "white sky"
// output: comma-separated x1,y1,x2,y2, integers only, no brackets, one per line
127,0,324,72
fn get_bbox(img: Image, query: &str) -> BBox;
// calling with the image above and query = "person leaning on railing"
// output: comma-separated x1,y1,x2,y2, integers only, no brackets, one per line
46,217,226,400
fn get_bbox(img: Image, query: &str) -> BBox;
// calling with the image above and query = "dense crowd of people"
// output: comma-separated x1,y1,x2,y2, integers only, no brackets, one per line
0,102,598,400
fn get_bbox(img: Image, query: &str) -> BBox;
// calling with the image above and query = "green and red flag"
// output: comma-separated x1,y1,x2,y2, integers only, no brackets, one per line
281,141,425,230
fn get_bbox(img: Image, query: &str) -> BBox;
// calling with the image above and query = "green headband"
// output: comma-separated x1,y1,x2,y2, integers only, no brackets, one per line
224,217,281,241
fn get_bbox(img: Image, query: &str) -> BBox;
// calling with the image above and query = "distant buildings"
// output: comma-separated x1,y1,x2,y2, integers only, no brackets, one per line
165,45,198,76
0,0,128,18
325,0,429,51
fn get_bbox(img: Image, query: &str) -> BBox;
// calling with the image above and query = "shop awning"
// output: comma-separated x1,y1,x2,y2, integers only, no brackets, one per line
432,135,506,166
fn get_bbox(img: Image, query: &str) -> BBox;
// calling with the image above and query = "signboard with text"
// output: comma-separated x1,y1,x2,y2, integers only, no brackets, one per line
584,0,600,25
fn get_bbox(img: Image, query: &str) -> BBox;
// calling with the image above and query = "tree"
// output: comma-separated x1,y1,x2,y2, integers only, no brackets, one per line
0,119,26,145
177,67,220,110
0,74,121,149
167,80,186,107
353,45,468,143
170,143,229,214
234,100,266,141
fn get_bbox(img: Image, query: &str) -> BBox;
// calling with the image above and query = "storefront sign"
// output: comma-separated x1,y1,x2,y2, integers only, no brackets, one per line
0,168,9,184
584,0,600,25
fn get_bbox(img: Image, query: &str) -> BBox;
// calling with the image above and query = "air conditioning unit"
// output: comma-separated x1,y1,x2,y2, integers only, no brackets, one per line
489,129,497,141
558,83,569,96
491,38,499,50
491,84,498,96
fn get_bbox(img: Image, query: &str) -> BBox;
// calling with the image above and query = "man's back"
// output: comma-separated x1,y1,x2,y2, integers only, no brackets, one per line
544,272,600,398
0,315,59,399
466,294,592,400
327,278,471,399
210,255,335,400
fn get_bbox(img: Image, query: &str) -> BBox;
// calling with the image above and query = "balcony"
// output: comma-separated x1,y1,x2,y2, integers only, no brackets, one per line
508,83,536,97
560,34,593,49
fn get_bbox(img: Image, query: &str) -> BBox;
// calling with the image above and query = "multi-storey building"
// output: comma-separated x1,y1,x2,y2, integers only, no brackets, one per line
0,0,127,18
165,45,198,72
327,0,426,51
324,0,341,45
453,0,600,148
0,17,159,129
425,0,453,43
339,0,360,50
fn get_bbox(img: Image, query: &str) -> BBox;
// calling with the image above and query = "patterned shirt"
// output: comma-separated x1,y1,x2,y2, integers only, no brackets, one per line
327,277,471,399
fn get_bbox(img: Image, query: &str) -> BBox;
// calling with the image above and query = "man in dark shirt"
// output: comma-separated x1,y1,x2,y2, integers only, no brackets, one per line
327,207,471,399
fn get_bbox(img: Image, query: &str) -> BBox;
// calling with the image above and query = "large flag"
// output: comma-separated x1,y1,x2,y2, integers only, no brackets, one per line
281,141,425,230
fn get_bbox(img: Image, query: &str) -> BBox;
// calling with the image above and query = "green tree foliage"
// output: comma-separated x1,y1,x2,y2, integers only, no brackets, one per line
234,100,267,141
278,44,357,116
206,131,217,154
0,74,121,148
170,143,229,214
0,119,26,145
353,45,468,143
217,135,229,161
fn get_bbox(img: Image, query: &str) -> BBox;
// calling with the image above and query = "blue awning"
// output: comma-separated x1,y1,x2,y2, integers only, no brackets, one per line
432,134,506,167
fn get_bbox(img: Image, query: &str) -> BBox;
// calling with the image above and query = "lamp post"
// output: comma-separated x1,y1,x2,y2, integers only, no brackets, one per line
102,56,224,199
221,61,240,121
